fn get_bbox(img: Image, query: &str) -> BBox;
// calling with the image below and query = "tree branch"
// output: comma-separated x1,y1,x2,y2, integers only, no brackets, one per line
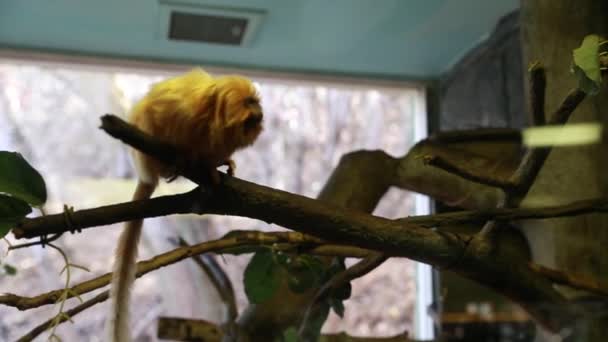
403,197,608,227
529,262,608,298
300,253,388,335
419,85,586,218
15,187,608,240
509,87,587,200
1,231,369,311
16,290,108,342
422,154,517,190
528,63,546,126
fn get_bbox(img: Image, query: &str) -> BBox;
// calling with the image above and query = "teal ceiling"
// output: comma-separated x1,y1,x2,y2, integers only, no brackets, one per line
0,0,518,80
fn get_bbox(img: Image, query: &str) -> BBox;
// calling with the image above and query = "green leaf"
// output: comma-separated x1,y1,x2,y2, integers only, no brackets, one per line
0,194,31,237
285,255,324,293
0,152,47,205
329,297,345,318
321,258,351,301
572,34,605,95
243,249,281,303
3,263,17,276
572,64,601,95
281,327,299,342
330,281,352,301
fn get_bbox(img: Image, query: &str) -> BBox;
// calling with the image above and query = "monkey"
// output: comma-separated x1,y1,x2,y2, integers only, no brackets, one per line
107,68,263,342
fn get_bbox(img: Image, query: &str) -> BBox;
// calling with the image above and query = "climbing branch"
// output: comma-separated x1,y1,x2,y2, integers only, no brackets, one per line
14,187,608,240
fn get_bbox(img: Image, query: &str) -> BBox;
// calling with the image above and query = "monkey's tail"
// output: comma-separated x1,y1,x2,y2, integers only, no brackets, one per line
107,180,156,342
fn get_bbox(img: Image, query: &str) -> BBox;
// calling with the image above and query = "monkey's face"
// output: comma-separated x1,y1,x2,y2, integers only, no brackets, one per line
238,95,264,145
217,77,264,149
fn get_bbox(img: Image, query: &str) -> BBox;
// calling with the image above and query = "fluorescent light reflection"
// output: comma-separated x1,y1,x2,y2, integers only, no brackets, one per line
523,123,603,147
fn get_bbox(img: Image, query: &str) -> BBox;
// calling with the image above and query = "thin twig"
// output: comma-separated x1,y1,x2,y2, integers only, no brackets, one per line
8,233,63,250
423,155,516,190
528,62,546,126
298,253,388,337
402,197,608,227
0,232,372,310
508,88,587,200
529,263,608,298
479,87,587,237
16,290,109,342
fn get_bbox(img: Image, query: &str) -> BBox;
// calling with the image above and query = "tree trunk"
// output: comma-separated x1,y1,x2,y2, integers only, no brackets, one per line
520,1,608,341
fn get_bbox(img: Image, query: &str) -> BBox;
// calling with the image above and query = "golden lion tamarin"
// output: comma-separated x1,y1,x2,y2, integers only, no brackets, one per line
107,68,263,342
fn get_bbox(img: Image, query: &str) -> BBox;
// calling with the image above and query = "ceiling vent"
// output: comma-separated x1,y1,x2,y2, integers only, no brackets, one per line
158,1,265,47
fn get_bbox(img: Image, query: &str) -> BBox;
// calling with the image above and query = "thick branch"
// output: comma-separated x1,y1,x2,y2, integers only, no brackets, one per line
13,190,199,238
15,188,608,239
396,140,517,209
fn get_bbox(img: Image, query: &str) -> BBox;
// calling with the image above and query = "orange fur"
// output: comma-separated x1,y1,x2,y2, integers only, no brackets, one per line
108,68,263,342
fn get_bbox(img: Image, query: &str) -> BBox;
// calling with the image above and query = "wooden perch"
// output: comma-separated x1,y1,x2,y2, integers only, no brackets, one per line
14,188,608,239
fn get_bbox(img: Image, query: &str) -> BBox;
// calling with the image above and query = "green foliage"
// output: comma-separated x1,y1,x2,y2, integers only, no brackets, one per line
244,249,332,303
0,151,47,205
3,263,17,276
244,249,282,303
281,254,325,294
281,327,300,342
0,194,31,237
0,151,46,238
322,258,351,318
243,249,351,339
329,297,345,318
572,34,607,95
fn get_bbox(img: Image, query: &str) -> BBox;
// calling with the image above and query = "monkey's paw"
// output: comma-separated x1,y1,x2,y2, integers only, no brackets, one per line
221,159,237,176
